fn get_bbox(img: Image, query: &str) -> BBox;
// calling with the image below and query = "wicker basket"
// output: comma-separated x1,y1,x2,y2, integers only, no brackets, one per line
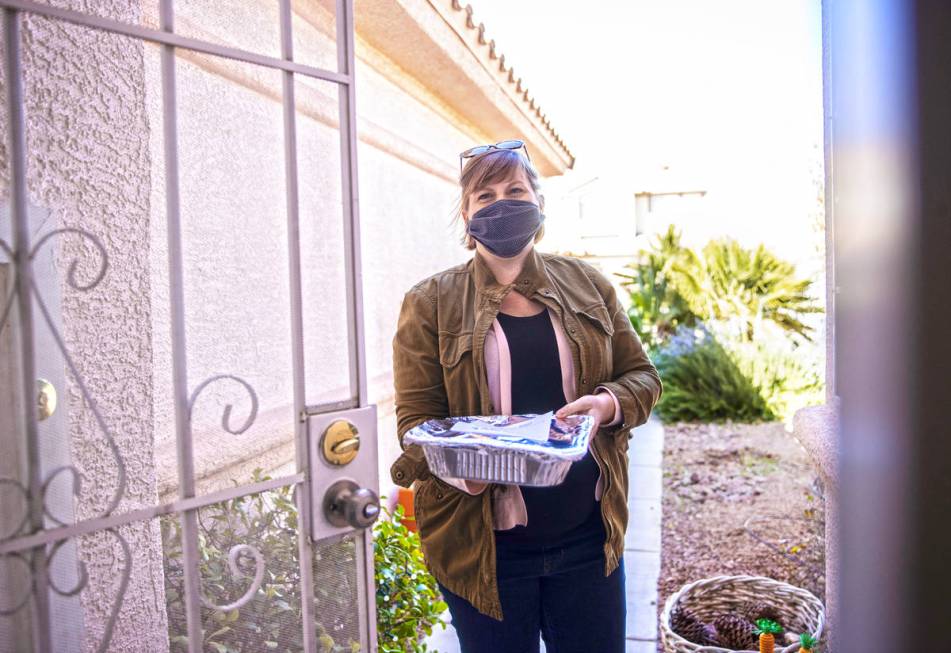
660,575,825,653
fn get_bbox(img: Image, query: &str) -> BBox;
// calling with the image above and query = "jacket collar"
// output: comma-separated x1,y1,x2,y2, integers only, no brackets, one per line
470,246,554,301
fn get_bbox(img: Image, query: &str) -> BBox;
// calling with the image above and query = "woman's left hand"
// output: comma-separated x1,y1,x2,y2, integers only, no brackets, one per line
554,393,616,444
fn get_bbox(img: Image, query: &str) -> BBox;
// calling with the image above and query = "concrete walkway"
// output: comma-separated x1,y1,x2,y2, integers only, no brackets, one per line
424,415,666,653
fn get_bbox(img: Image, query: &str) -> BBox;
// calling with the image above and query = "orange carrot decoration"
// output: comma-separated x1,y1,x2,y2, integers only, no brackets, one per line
754,618,783,653
799,632,817,652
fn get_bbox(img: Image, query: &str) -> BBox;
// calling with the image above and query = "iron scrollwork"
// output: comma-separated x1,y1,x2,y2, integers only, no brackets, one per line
0,228,132,653
188,374,267,611
0,228,126,524
198,543,266,612
1,216,274,646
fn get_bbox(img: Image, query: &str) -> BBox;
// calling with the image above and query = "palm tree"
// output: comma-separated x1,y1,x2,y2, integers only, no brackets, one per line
700,239,823,343
615,226,697,351
620,224,823,345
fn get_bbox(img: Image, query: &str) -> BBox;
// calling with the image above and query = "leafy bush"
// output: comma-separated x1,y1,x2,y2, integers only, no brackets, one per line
162,478,336,653
161,473,445,653
619,225,825,423
374,501,448,653
653,323,775,423
710,320,824,426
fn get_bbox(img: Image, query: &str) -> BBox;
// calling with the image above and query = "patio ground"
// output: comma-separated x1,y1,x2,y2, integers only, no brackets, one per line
655,420,827,651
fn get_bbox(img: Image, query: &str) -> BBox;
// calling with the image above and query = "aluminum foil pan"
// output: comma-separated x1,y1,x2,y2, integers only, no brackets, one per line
403,413,595,487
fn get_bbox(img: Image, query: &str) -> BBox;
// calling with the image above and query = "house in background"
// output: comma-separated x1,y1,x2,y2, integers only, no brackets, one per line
541,164,712,298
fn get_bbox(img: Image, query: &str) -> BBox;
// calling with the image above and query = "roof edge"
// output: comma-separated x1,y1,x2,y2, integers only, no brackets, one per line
431,0,575,170
356,0,575,176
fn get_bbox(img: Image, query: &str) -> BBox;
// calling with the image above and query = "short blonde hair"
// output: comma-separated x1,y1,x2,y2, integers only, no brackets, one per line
450,148,545,250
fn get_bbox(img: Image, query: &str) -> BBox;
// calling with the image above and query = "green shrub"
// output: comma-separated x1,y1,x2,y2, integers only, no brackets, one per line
710,320,825,426
618,225,825,423
161,473,446,653
162,473,361,653
374,501,448,653
653,323,775,423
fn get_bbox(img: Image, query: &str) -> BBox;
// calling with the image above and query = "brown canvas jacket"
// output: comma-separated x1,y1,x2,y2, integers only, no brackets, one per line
389,246,663,620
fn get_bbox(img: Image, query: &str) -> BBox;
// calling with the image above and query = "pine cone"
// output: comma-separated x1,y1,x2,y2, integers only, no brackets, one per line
670,604,718,646
712,613,758,651
739,600,781,623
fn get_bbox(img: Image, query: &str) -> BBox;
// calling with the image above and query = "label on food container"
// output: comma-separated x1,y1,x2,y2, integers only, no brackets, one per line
451,410,553,442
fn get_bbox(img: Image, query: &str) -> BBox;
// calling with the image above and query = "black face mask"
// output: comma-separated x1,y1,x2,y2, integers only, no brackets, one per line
466,199,545,258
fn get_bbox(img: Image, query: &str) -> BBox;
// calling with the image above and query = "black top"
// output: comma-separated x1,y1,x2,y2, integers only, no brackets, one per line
492,308,604,547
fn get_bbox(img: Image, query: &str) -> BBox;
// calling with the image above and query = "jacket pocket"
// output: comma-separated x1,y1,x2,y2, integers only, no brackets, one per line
415,474,455,507
438,332,474,409
439,331,474,366
576,302,615,336
390,443,431,487
575,302,615,382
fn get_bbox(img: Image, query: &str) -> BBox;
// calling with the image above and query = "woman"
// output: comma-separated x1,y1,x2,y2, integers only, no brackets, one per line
390,140,663,652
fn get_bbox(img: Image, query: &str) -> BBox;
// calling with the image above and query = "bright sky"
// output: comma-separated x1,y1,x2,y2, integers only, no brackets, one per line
466,0,825,269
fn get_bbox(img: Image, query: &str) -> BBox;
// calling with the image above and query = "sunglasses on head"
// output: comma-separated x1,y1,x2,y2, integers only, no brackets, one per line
459,139,532,173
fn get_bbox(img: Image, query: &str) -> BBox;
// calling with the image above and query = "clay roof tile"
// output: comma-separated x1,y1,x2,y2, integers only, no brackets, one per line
447,0,571,164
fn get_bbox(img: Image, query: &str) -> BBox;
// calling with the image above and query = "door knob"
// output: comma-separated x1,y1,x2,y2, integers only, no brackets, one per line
323,479,380,529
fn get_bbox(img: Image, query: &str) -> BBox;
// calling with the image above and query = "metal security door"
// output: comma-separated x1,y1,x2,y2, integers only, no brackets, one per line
0,1,379,651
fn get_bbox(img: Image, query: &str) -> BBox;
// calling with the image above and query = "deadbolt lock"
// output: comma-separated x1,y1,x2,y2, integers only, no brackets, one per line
38,379,57,421
321,419,361,465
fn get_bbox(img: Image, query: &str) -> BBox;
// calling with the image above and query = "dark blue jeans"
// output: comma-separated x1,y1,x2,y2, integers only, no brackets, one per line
436,523,626,653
